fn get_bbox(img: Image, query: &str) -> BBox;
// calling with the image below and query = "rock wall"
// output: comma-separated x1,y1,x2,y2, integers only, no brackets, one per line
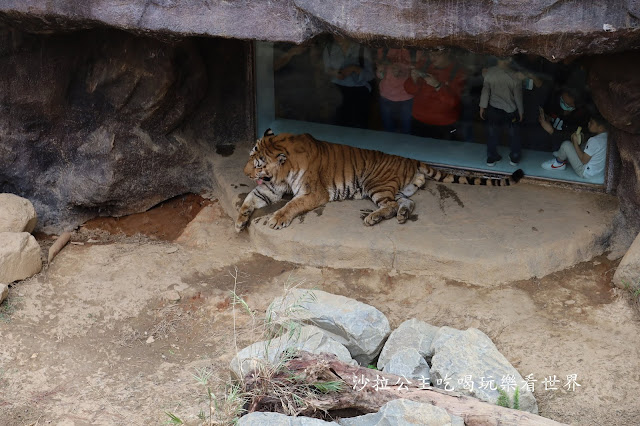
1,0,639,60
0,25,252,232
588,52,640,235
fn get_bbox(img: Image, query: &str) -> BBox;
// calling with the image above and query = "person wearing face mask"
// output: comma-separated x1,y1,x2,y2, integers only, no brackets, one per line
537,88,588,165
541,111,608,178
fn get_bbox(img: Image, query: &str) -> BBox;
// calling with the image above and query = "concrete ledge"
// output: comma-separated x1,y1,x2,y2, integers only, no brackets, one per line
213,148,618,286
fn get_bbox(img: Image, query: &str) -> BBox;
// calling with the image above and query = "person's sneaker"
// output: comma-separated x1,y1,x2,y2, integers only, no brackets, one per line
486,155,502,167
541,158,567,170
509,154,520,166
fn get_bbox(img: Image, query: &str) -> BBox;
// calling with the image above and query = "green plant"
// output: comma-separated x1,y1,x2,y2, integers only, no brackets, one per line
496,389,511,408
0,297,19,323
621,278,640,300
164,411,184,425
496,388,521,410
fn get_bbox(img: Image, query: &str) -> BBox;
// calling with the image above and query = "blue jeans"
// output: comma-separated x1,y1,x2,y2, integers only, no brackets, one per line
486,105,521,161
379,97,413,134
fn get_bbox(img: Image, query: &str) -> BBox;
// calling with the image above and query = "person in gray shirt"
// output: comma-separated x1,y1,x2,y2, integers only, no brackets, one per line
479,57,524,166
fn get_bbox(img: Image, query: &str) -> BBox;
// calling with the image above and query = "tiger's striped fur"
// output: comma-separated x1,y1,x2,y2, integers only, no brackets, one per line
235,129,524,232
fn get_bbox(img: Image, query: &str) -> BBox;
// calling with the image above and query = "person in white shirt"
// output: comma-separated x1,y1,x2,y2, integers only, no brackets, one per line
541,113,608,178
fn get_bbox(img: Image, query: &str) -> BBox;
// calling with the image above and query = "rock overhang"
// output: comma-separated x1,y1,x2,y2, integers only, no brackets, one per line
1,0,640,60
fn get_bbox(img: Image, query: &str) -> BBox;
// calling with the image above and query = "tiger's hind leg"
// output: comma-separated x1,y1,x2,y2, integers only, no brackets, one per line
395,194,415,224
363,191,398,226
400,172,427,198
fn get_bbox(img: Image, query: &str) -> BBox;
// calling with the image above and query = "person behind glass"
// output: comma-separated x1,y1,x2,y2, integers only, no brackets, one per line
511,54,555,151
323,37,375,128
403,48,466,140
479,56,524,167
375,47,414,134
537,88,588,160
541,111,608,179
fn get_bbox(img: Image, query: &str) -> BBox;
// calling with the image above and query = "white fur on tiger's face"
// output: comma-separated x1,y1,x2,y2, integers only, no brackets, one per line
235,129,524,232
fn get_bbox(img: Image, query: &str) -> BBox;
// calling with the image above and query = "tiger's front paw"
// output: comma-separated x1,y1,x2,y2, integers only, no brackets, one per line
235,213,251,233
268,211,292,230
363,212,383,226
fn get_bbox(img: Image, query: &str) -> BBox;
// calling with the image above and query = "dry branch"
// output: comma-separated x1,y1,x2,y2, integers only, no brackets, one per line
48,231,71,263
243,351,566,426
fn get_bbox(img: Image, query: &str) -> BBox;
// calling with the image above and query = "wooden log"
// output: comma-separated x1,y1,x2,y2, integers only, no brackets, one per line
47,231,71,263
243,351,566,426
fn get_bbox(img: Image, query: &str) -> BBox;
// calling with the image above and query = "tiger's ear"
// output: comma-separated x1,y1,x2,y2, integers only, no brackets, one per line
263,128,275,137
277,153,287,165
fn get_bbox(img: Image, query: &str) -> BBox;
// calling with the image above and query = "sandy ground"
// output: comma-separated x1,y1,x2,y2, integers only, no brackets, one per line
1,195,639,425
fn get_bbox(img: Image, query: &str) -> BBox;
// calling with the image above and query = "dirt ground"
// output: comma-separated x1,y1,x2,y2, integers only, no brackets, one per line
1,194,640,425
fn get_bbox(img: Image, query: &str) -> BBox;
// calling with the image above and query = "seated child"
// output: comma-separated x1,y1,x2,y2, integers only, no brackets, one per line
541,113,608,179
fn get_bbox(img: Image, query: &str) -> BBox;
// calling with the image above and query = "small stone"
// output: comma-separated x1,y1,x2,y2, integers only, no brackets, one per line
146,336,155,344
0,283,8,304
565,300,576,305
166,247,179,254
161,290,181,302
30,353,37,359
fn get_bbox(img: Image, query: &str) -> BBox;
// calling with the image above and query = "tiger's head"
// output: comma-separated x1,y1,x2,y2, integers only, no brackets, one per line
244,128,289,185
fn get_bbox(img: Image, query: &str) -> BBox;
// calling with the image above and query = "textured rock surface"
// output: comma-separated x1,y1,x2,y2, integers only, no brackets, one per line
238,412,339,426
379,348,430,382
0,25,251,232
430,328,538,414
588,51,640,238
270,289,391,365
0,232,42,283
0,193,37,233
2,1,640,60
377,318,440,369
229,324,355,379
613,232,640,290
337,398,454,426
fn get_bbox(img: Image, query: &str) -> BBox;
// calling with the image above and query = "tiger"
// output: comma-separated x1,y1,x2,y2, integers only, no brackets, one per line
235,129,524,232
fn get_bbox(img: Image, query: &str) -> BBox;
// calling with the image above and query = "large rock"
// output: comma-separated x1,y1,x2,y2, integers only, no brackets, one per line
238,412,338,426
379,348,430,382
230,324,355,379
613,232,640,291
430,328,538,414
377,319,440,369
0,193,37,233
2,1,640,60
588,52,640,239
0,232,42,283
337,398,456,426
270,289,390,365
0,25,251,233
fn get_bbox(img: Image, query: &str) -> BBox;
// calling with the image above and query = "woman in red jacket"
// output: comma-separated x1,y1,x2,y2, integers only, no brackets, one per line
404,49,466,140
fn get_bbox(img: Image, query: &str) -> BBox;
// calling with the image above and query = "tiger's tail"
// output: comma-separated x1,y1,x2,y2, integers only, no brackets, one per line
418,162,524,187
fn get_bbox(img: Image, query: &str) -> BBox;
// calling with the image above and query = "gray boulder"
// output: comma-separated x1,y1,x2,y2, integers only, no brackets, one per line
428,326,464,357
612,231,640,292
380,348,430,382
337,398,454,426
0,193,37,233
269,289,390,365
430,328,538,414
0,232,42,283
238,412,338,425
377,319,440,369
230,324,355,379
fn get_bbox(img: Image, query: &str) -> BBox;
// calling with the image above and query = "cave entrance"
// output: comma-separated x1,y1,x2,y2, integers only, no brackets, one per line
255,38,612,188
